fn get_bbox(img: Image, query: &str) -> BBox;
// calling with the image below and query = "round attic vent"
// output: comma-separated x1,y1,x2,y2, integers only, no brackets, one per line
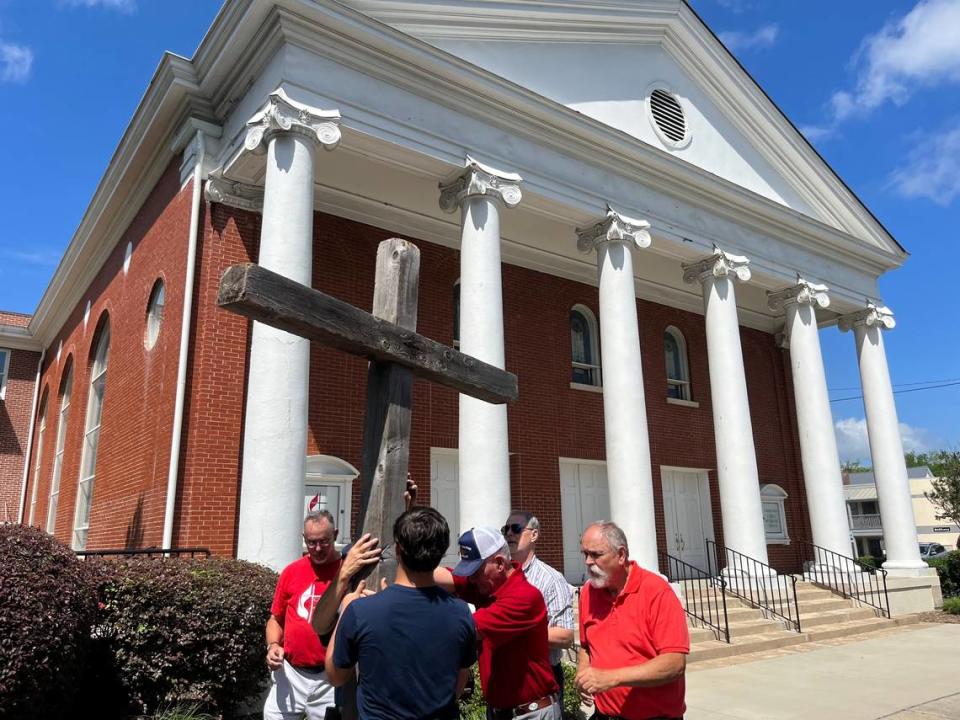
649,88,687,144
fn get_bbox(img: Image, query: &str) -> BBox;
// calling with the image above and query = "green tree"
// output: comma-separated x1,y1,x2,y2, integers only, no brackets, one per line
925,451,960,530
841,461,871,474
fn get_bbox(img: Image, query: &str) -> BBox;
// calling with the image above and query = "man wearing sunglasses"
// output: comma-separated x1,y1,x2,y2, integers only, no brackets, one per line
263,510,381,720
503,512,574,701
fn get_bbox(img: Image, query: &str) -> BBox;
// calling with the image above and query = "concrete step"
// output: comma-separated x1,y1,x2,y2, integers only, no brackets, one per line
803,614,917,642
685,603,761,622
795,597,854,612
726,617,789,638
689,631,807,663
688,625,723,643
798,606,879,628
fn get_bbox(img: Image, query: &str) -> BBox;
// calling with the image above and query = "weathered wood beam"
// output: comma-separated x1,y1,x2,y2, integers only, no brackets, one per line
218,262,518,404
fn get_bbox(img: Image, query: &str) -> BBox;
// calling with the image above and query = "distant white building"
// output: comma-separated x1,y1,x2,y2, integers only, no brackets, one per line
845,467,960,558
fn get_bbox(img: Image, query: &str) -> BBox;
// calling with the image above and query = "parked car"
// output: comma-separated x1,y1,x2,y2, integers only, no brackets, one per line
919,542,949,559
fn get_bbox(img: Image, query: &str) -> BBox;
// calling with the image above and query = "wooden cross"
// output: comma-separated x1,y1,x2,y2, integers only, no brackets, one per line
217,238,518,586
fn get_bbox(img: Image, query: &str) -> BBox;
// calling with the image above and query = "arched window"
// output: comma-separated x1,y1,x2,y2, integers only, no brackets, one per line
570,305,601,387
47,360,74,534
144,279,165,350
760,483,790,544
664,326,692,401
453,280,460,348
72,320,110,550
27,390,48,526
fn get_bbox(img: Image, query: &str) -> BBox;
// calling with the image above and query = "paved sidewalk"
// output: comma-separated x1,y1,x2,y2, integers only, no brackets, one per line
685,624,960,720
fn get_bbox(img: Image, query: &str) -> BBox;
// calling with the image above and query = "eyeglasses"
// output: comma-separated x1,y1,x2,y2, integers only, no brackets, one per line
501,523,530,536
303,536,333,549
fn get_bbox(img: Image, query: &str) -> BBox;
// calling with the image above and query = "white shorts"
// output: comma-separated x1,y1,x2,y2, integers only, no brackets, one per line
263,659,336,720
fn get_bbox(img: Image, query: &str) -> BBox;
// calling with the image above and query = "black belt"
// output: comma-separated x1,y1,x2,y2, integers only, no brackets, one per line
491,692,559,718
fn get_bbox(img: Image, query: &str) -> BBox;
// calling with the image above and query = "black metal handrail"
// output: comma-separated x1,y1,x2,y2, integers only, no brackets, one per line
659,551,730,643
706,540,801,633
797,541,890,618
75,547,211,559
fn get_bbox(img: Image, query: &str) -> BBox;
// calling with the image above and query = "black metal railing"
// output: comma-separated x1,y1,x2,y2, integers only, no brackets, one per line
659,551,730,643
797,541,890,618
706,540,801,633
75,547,211,559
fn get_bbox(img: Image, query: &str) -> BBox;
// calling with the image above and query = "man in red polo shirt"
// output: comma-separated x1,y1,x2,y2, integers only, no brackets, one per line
435,525,561,720
575,521,689,720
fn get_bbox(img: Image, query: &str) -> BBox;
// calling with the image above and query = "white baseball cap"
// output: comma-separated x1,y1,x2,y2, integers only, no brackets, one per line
452,525,508,577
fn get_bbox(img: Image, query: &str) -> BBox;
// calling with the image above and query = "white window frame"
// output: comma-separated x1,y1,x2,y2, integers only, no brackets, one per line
452,279,460,349
28,392,48,526
760,483,790,545
570,304,602,389
47,364,74,535
144,278,165,350
0,348,9,400
664,326,692,402
72,324,110,550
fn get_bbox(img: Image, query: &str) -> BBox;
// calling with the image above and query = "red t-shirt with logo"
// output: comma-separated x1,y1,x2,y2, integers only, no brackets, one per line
579,562,689,720
453,563,558,709
271,555,341,669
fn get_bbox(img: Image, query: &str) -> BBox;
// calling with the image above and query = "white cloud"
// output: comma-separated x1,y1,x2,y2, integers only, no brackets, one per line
798,124,837,144
831,0,960,122
61,0,137,12
0,41,33,83
2,248,61,266
718,24,779,53
716,0,757,13
834,416,936,465
887,122,960,205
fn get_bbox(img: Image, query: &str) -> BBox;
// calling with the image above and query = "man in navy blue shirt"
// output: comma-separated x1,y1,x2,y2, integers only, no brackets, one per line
326,507,477,719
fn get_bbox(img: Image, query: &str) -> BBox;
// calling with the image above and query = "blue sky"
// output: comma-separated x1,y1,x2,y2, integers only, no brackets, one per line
0,0,957,464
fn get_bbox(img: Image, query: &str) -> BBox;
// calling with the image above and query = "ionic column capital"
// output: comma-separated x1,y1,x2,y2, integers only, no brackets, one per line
838,302,896,332
205,175,264,213
575,205,651,254
438,156,522,213
244,88,342,154
767,277,831,312
682,247,752,285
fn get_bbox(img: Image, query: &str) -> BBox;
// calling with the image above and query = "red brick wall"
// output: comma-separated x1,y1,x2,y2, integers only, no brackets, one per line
22,157,192,548
1,344,41,522
24,180,811,573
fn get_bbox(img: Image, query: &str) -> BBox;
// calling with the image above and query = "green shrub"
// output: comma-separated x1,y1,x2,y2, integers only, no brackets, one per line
942,596,960,615
856,556,878,569
458,663,586,720
0,524,100,720
926,550,960,598
91,556,277,716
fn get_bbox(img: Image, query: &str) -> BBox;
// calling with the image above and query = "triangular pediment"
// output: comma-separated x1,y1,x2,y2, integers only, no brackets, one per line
342,0,902,256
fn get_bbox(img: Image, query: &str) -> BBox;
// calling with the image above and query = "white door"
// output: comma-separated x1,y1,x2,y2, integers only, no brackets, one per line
431,450,461,567
560,460,610,584
661,469,712,576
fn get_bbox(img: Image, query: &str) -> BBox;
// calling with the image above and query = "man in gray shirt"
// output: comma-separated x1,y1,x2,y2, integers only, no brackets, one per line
502,511,574,699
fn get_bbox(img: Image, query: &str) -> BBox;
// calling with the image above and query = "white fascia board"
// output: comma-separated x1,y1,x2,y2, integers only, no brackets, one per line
0,326,41,352
29,56,217,347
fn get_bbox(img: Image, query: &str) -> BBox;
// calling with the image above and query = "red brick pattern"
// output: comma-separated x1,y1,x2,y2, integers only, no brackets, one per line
0,346,41,521
21,174,812,573
0,311,31,328
20,158,191,549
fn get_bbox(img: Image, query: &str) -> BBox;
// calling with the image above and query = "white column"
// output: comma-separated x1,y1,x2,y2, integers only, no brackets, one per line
838,304,931,576
683,248,770,568
439,157,521,533
236,89,341,571
576,207,658,570
768,280,851,563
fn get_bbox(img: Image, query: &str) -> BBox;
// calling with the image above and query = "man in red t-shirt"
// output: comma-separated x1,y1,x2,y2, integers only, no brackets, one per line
435,525,561,720
575,521,689,720
263,510,379,720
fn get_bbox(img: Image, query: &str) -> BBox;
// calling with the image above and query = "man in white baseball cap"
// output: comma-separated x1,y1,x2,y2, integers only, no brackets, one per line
435,526,560,719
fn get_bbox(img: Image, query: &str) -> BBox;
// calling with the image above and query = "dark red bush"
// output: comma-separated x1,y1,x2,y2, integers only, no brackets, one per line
0,524,99,720
92,556,277,716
